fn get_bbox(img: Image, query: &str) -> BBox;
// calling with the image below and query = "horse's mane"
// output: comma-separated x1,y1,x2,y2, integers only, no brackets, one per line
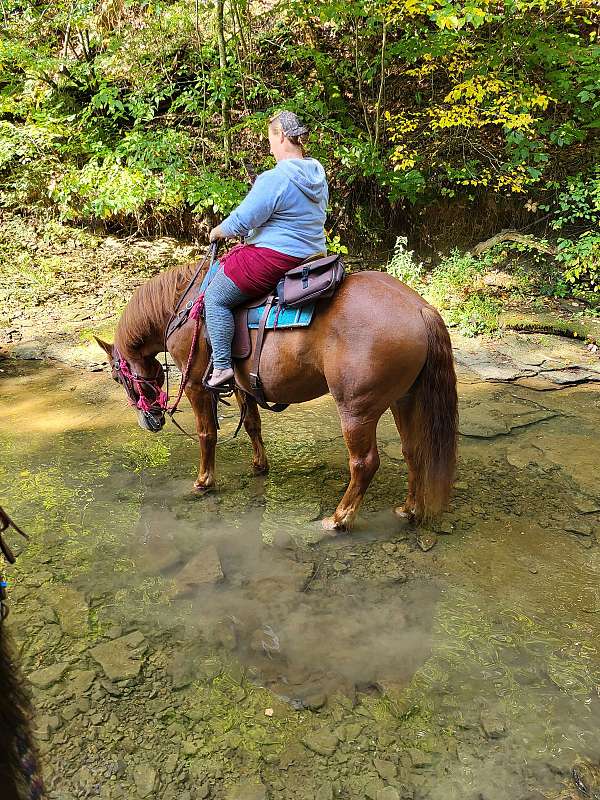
114,260,205,356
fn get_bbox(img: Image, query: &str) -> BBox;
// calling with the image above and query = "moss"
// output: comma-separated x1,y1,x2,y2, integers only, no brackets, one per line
500,311,590,340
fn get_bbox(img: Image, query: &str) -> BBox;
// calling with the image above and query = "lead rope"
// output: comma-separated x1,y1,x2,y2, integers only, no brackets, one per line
0,508,44,800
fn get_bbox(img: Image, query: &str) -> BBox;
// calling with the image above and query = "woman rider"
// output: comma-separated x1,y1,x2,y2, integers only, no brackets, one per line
205,110,329,387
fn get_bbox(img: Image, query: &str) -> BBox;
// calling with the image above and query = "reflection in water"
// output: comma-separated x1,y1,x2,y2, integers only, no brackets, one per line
1,358,600,798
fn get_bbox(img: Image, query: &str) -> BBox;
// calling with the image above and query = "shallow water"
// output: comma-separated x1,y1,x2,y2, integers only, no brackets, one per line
1,358,599,800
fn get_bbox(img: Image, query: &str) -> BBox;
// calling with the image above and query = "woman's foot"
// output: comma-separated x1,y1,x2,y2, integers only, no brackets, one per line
207,366,234,388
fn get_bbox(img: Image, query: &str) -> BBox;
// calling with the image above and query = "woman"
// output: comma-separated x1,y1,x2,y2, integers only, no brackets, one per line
205,110,329,387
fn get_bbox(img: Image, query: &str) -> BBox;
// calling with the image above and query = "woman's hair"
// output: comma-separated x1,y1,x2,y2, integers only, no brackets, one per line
269,110,309,150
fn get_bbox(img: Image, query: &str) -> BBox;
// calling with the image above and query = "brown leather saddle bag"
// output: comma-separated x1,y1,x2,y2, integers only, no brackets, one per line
279,253,345,308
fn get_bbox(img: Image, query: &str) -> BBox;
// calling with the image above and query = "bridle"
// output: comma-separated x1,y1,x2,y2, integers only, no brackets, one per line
111,351,167,414
112,242,244,439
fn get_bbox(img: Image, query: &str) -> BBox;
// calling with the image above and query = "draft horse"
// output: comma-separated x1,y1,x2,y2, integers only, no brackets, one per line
96,263,458,529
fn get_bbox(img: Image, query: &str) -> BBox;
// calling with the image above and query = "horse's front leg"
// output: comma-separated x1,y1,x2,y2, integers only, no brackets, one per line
235,391,269,475
184,381,217,493
322,409,382,532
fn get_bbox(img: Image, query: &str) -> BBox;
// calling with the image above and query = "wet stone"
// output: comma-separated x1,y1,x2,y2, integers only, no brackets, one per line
408,748,432,768
417,531,437,552
174,544,224,595
132,764,159,798
374,758,397,782
36,714,61,740
89,631,146,681
302,729,340,757
47,586,89,638
225,780,267,800
70,669,96,697
564,520,593,536
376,789,401,800
29,662,70,689
572,495,600,514
480,710,506,739
315,782,334,800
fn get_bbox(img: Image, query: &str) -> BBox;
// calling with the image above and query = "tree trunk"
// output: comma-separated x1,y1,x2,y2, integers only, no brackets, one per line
215,0,232,167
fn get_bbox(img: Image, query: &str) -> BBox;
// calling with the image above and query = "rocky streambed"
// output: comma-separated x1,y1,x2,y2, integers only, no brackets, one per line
1,348,600,800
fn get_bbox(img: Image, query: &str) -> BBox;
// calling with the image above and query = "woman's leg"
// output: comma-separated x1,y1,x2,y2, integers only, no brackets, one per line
204,268,249,382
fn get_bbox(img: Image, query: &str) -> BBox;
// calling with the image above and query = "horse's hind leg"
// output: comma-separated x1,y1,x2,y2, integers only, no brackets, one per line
390,396,419,519
322,409,381,531
235,391,269,475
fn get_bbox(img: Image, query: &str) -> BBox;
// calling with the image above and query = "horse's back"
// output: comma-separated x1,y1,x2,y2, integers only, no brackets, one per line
241,270,432,406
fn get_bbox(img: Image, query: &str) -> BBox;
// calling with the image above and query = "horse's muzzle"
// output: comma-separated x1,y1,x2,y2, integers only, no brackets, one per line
137,409,165,433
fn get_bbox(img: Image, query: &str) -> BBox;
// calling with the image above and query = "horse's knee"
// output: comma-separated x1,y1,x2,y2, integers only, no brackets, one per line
350,450,380,480
197,430,217,448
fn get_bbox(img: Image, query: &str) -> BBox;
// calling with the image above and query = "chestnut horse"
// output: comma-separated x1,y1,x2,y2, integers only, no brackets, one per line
96,264,458,529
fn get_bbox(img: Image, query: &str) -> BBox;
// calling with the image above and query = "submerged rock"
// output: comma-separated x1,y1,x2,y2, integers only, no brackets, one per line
174,544,224,595
89,631,146,681
302,729,339,757
373,758,397,782
572,761,600,799
480,709,507,739
225,780,267,800
564,520,593,536
29,662,70,689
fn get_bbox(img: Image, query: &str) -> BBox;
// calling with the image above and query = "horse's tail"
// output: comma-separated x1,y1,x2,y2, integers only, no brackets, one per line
411,305,458,520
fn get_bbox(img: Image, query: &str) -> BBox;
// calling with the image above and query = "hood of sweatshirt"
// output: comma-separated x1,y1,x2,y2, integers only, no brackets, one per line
276,158,327,203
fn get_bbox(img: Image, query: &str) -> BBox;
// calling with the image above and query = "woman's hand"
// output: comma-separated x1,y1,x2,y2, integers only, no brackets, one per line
209,225,225,243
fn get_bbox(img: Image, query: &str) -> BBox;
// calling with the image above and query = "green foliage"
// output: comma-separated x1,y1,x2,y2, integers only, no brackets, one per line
549,172,600,293
386,237,425,285
386,243,500,335
0,0,597,291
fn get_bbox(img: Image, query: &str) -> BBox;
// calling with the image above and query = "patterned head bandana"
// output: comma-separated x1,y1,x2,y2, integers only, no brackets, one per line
270,110,309,138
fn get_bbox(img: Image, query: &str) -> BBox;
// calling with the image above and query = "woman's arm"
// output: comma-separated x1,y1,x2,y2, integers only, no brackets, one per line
210,169,287,241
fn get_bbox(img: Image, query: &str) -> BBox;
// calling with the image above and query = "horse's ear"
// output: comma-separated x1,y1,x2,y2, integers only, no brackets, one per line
94,336,114,358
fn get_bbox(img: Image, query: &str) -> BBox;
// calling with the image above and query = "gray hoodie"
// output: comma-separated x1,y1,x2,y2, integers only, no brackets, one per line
219,157,328,258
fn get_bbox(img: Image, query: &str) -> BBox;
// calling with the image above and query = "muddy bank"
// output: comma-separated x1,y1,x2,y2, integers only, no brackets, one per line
1,357,600,799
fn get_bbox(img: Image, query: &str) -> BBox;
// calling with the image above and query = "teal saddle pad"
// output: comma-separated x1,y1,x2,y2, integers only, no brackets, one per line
247,303,315,329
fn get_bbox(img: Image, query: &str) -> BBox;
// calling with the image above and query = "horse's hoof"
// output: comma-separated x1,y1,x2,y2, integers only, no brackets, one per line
394,505,415,521
192,482,215,495
321,516,348,533
252,462,269,476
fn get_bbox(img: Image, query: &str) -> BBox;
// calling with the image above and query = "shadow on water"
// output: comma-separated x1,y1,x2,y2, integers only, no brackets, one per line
2,358,600,798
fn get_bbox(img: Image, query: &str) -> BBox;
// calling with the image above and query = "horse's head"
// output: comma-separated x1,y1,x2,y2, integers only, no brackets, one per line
95,338,167,433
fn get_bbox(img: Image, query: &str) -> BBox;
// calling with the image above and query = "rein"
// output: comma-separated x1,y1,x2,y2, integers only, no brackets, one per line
0,507,29,623
116,242,246,440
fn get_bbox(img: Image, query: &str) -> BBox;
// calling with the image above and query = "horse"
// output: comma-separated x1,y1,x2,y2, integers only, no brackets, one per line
0,508,43,800
95,261,458,530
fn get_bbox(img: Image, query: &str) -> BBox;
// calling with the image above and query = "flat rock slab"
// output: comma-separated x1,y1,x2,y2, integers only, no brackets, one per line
541,367,600,385
476,364,536,382
90,631,146,681
29,662,70,689
174,544,224,596
515,375,561,391
460,400,556,439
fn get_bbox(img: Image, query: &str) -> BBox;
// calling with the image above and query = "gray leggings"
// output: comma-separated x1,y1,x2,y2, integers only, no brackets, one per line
204,267,249,369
